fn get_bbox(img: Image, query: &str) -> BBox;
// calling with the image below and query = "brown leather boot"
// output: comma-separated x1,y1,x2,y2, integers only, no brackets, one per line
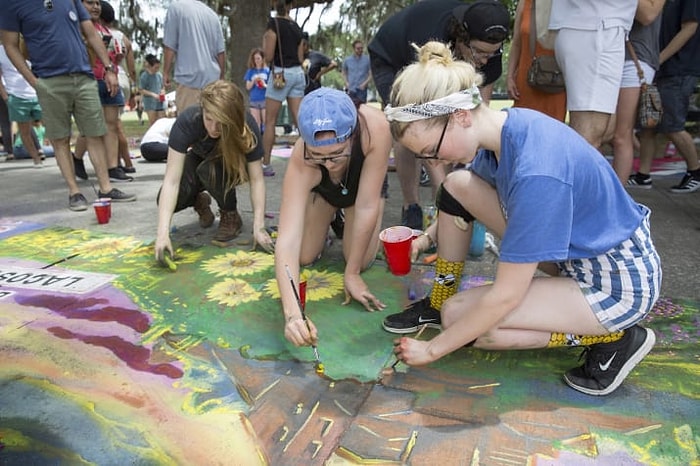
193,192,215,228
212,209,242,245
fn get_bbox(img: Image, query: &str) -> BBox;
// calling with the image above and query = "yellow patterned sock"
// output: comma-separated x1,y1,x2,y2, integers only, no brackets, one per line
429,257,464,312
547,331,625,348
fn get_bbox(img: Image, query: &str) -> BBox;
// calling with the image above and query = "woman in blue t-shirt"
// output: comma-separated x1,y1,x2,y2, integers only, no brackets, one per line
384,42,662,397
139,54,165,127
244,48,270,134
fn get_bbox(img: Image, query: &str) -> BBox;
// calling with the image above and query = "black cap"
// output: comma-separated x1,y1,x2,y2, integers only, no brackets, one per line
453,0,510,44
100,1,115,24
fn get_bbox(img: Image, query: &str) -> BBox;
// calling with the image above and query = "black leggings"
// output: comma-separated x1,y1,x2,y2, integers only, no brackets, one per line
140,142,168,162
158,151,239,213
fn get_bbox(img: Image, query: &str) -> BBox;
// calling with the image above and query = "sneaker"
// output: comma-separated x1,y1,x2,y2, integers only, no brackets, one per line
108,166,134,182
401,203,423,230
73,153,88,180
121,165,136,174
212,209,243,245
330,209,345,239
670,172,700,193
262,164,275,177
68,193,88,211
382,297,441,334
626,173,652,189
193,192,215,228
98,188,136,202
563,325,656,396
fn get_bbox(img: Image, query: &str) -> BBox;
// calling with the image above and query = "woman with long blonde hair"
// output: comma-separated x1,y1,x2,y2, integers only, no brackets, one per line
155,80,274,263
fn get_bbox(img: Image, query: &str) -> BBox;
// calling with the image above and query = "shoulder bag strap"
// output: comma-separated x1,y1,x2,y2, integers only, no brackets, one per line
626,40,646,85
274,18,284,69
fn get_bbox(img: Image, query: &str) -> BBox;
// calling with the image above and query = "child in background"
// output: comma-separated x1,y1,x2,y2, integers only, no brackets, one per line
244,48,269,134
139,54,166,127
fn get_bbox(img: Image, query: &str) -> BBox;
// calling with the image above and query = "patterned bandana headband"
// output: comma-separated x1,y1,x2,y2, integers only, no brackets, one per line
384,85,483,122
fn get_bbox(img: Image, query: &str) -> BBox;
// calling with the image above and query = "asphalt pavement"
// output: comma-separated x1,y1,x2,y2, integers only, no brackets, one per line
1,135,698,301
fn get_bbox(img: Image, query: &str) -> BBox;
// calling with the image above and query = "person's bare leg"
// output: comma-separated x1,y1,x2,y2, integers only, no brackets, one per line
637,129,657,175
53,137,81,195
74,135,87,159
569,110,613,149
102,106,121,170
667,130,700,172
18,122,42,165
262,98,282,166
116,119,133,169
395,143,420,208
612,87,641,182
286,96,302,129
84,136,113,194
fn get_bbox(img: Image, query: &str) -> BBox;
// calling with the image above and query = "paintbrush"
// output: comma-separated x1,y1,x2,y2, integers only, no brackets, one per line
387,323,428,373
284,265,324,375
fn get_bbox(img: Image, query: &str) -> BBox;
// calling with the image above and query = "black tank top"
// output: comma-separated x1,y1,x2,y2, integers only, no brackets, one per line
311,135,364,209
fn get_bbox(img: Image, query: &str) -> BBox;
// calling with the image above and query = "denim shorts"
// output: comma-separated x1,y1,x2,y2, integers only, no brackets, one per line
263,66,305,102
656,75,699,133
620,60,655,89
558,206,662,332
98,80,125,107
7,95,42,123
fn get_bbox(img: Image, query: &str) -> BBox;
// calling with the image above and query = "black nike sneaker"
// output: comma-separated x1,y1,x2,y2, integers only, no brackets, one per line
382,297,441,334
563,325,656,396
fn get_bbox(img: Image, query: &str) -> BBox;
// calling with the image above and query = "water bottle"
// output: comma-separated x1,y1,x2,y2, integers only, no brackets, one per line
468,221,486,258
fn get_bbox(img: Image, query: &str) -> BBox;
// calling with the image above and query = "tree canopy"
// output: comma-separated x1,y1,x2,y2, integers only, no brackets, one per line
115,0,516,94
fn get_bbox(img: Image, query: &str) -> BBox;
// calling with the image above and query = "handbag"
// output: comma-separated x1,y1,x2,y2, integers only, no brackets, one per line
272,18,286,89
627,41,662,129
526,0,565,93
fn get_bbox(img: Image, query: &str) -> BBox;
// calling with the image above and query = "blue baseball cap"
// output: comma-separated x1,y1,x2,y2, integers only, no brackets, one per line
298,88,357,147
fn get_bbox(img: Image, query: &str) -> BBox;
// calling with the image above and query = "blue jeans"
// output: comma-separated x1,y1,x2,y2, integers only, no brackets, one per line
657,75,699,133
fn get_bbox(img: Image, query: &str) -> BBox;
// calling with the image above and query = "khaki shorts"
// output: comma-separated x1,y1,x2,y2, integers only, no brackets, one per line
175,83,201,115
34,74,106,140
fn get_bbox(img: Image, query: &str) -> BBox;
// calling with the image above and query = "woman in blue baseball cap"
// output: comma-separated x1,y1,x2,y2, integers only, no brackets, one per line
275,87,392,347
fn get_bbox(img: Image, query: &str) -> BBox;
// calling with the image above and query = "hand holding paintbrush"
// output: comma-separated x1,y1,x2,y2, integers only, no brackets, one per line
382,324,428,376
284,265,324,375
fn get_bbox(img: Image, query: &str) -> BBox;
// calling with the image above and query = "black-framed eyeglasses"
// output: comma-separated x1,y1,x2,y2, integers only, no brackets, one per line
468,43,503,61
415,116,450,160
303,142,352,164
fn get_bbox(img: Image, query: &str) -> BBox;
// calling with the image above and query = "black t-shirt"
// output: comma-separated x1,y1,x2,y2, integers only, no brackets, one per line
169,105,263,163
367,0,501,85
305,50,332,94
656,0,700,78
266,16,303,68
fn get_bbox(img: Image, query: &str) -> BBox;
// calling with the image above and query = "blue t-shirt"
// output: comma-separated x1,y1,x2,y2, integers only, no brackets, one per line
244,67,270,103
469,108,645,263
342,54,370,91
140,71,164,108
0,0,93,78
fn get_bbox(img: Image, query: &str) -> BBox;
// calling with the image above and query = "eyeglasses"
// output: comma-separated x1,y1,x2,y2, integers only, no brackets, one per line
468,43,503,61
303,142,351,164
415,116,450,160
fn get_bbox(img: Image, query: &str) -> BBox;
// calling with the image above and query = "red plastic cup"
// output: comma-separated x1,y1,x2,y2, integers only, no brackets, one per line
379,226,414,276
159,93,165,102
93,201,110,224
99,198,112,218
299,280,307,311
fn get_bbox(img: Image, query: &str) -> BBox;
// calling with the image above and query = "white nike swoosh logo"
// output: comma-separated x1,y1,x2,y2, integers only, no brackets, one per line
599,352,617,371
418,316,438,323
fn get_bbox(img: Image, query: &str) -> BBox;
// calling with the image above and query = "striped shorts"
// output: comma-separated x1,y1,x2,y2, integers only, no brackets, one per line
558,206,662,332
